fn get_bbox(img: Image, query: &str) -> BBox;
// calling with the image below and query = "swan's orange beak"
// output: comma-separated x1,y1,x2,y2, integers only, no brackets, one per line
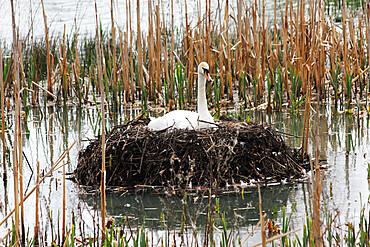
204,70,213,82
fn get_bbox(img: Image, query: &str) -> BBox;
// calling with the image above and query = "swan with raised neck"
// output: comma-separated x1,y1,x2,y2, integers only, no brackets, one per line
147,62,215,130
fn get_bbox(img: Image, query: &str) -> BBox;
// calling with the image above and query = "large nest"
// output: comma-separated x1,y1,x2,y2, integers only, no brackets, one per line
74,116,308,188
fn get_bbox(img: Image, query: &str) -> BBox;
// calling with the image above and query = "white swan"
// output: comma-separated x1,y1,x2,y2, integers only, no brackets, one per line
148,62,215,130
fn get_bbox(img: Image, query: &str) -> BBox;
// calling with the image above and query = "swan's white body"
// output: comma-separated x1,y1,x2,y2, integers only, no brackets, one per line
148,62,215,131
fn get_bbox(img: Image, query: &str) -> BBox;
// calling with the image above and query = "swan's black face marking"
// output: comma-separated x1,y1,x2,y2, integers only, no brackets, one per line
202,67,213,82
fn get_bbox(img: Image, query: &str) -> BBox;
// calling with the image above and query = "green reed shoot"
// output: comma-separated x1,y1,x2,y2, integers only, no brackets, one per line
290,64,302,105
267,70,273,112
295,216,312,247
220,213,232,247
214,75,220,117
331,63,340,107
281,203,296,247
252,76,258,107
274,67,284,111
175,63,184,110
346,70,353,111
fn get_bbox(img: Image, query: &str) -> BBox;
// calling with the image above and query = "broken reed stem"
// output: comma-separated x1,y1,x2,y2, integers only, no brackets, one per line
258,184,266,247
95,0,106,240
40,0,53,100
251,228,302,247
0,141,76,228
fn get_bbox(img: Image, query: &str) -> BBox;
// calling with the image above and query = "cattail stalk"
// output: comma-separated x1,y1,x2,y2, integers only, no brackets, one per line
10,0,21,245
137,0,143,100
95,0,106,241
111,0,118,108
41,0,53,100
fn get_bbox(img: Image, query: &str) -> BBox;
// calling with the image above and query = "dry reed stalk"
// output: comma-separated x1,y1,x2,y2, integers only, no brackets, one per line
251,228,302,247
111,0,118,106
218,5,224,99
169,0,174,99
342,2,348,75
10,0,20,244
358,12,365,71
0,141,76,227
365,2,370,90
310,114,324,246
225,0,233,100
236,0,242,89
34,162,40,246
128,0,134,102
282,2,290,101
162,18,170,103
137,0,143,99
252,1,260,104
258,185,266,247
147,0,154,100
61,25,68,101
302,78,311,156
95,0,106,240
205,0,211,66
17,42,25,247
329,16,335,71
41,0,53,100
184,0,193,100
73,28,80,104
62,159,66,241
118,30,127,103
261,0,266,100
294,0,302,92
155,3,161,95
239,220,261,247
0,48,5,179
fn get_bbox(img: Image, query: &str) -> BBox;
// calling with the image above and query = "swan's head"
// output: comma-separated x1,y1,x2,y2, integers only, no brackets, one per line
198,62,213,83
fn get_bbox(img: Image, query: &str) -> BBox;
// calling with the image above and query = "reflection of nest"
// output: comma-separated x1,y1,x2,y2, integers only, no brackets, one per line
74,115,307,188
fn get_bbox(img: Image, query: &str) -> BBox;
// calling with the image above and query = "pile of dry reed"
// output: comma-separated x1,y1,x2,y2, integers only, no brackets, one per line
74,116,308,188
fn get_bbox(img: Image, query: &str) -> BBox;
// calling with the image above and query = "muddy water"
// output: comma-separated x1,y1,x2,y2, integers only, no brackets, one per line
0,104,368,244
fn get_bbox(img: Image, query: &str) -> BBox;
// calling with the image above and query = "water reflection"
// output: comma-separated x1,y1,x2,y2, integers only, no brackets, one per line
0,104,368,244
81,184,299,229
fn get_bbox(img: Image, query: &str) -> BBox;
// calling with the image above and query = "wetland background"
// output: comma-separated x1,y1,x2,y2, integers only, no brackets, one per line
0,0,370,246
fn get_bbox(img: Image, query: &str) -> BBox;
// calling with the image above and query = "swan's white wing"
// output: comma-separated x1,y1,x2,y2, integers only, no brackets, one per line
148,110,199,130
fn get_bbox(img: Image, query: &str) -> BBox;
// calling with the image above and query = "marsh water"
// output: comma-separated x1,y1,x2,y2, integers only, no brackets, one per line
0,103,369,244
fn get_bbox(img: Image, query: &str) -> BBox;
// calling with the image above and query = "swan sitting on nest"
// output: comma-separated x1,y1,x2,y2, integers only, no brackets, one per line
148,62,215,131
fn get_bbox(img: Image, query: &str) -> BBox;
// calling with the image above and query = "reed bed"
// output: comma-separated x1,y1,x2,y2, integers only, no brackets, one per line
1,0,370,115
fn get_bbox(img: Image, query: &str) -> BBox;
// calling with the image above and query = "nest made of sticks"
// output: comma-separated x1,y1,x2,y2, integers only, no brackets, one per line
74,116,308,188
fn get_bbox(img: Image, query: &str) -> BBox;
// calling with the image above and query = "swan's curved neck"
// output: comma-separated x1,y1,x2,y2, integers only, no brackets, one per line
197,75,208,116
